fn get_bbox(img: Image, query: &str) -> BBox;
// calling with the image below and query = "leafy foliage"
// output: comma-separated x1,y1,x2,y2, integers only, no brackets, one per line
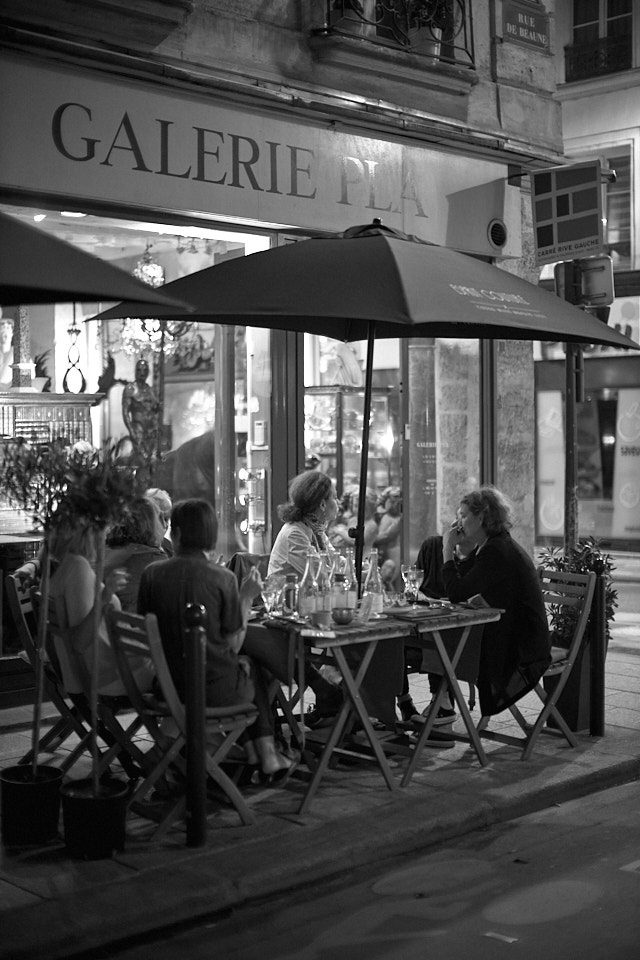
1,438,140,534
538,537,618,645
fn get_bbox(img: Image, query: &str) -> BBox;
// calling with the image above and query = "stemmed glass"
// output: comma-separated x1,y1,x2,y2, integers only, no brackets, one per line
401,564,423,609
261,574,285,617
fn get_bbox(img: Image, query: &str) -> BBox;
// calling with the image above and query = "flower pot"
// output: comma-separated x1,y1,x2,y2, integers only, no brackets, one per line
0,764,63,846
61,777,129,859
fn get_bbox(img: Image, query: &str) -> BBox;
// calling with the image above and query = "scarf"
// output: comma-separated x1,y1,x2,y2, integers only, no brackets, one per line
303,512,329,552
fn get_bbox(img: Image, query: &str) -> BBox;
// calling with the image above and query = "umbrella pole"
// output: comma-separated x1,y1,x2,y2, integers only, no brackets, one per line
355,324,375,590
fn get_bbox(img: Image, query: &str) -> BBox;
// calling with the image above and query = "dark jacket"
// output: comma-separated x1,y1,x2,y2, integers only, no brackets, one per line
441,531,550,716
416,535,476,598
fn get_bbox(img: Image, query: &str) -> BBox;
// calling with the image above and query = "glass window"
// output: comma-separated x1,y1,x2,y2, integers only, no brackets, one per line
406,338,480,561
0,203,273,575
603,150,631,270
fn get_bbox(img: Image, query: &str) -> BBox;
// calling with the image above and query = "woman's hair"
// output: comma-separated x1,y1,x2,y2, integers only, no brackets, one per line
107,497,162,548
171,498,218,552
145,487,172,526
278,471,333,523
49,519,97,564
461,486,514,536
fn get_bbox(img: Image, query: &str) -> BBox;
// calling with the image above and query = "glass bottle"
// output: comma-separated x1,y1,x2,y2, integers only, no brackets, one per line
363,547,384,616
343,548,358,609
298,549,318,619
282,573,299,617
331,572,347,609
315,552,333,615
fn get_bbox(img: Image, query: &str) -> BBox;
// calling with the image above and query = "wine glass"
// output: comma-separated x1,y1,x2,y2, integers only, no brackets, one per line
401,563,417,603
261,574,285,616
410,568,424,608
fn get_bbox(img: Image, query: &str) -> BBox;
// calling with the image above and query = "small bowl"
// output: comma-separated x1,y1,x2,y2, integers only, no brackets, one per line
332,607,354,625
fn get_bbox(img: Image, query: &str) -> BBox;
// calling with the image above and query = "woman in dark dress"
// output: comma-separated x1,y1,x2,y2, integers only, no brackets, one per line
441,486,550,717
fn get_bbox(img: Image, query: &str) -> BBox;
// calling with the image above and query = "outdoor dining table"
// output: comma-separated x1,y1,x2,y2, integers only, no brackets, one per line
246,615,413,815
387,604,504,786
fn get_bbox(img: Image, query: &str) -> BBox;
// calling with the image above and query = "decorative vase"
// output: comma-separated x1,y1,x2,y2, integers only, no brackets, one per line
60,777,130,860
0,764,63,846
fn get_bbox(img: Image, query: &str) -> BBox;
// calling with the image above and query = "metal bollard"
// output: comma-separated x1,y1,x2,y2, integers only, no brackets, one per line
184,602,207,847
589,560,606,737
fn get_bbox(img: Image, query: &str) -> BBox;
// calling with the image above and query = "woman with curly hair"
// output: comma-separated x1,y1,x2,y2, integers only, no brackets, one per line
441,486,550,717
104,496,167,612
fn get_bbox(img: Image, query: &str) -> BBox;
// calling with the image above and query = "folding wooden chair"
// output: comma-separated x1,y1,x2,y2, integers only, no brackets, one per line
5,574,95,773
36,590,148,783
108,608,259,830
477,569,596,760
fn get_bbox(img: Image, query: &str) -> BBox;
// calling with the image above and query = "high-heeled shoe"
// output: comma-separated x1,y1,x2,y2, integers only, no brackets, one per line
258,750,300,787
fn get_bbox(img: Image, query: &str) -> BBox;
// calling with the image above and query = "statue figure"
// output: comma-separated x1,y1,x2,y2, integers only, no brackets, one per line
122,358,160,465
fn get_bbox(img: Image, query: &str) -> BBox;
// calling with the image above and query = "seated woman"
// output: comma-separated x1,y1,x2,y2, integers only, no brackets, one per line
254,470,344,728
137,498,297,783
104,496,167,612
48,520,154,698
440,486,550,718
268,470,403,730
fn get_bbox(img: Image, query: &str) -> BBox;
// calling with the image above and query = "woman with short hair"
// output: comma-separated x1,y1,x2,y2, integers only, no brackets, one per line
138,498,297,782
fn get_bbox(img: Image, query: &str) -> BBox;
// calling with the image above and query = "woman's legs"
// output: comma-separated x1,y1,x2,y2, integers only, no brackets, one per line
242,627,341,718
240,657,298,777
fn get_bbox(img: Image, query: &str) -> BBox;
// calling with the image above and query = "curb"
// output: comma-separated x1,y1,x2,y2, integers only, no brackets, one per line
4,752,640,960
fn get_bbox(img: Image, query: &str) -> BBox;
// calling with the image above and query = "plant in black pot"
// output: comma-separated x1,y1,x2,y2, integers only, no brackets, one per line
0,437,75,845
538,537,618,648
51,442,139,858
0,438,138,854
538,537,618,732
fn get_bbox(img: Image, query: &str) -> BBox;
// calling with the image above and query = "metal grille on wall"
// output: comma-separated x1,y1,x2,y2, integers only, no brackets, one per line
315,0,474,68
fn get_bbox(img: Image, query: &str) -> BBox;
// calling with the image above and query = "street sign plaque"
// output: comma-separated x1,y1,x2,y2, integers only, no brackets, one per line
531,160,605,266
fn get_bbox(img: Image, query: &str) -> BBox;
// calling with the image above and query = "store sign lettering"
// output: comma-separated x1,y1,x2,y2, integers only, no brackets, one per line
52,103,318,198
51,102,431,215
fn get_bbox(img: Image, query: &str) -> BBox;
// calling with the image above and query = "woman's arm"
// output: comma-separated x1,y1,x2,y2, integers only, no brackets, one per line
222,567,263,654
442,541,509,604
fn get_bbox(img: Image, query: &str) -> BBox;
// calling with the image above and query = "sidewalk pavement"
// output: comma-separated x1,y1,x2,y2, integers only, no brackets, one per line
1,607,639,960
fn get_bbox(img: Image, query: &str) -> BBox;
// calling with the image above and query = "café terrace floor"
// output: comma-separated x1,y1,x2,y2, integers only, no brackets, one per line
1,603,640,960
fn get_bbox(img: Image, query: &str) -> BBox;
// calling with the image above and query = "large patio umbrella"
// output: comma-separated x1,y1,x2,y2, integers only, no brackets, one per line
0,210,192,309
92,221,640,576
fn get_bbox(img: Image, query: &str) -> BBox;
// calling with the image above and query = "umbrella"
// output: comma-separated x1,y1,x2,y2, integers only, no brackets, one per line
92,221,640,576
0,210,192,309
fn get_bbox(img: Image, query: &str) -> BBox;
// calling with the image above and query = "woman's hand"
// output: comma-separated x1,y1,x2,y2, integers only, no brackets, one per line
442,520,461,562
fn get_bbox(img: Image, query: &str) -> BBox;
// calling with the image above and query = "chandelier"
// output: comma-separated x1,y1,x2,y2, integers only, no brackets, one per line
120,244,195,357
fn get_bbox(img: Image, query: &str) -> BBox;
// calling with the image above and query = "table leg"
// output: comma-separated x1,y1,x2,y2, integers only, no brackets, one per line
400,625,487,787
298,640,397,815
431,627,487,766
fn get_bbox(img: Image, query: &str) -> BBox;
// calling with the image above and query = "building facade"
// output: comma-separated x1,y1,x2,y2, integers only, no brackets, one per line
536,0,640,550
0,1,570,696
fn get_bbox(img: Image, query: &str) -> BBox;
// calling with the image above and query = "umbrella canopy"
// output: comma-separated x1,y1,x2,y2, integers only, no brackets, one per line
0,210,192,310
92,222,638,350
92,222,639,579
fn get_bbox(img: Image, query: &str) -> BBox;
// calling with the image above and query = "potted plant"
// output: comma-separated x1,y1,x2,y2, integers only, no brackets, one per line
538,537,618,731
0,438,138,852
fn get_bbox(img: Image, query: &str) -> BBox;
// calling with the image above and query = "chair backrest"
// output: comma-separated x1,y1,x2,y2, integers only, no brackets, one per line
118,609,188,732
538,568,597,663
107,608,169,719
5,574,38,667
